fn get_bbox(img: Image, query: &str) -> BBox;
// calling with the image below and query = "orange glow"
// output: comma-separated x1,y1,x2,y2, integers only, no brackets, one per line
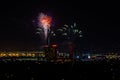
52,44,57,48
39,13,52,29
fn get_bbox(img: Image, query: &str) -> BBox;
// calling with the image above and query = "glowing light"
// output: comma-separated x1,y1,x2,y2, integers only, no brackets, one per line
53,33,56,36
38,13,52,40
88,55,91,59
74,23,76,27
57,22,82,41
38,13,52,28
76,56,79,59
57,29,63,31
52,44,57,48
64,24,68,27
62,33,67,35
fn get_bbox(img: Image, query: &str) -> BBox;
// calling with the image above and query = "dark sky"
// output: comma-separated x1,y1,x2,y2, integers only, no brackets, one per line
0,1,120,51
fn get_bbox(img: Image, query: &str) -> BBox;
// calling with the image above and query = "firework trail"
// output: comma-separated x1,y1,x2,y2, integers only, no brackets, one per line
38,13,52,40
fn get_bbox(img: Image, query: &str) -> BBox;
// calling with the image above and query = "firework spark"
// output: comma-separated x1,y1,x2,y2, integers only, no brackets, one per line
38,13,52,40
57,22,82,42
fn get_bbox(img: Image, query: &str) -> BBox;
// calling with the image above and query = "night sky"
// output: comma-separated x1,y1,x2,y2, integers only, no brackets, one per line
0,1,120,51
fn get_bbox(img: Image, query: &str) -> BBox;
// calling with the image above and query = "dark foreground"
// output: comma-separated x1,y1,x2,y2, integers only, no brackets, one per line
0,59,120,80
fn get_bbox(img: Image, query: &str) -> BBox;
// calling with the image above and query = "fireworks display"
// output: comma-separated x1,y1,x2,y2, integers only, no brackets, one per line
38,13,52,40
35,13,82,47
57,23,82,42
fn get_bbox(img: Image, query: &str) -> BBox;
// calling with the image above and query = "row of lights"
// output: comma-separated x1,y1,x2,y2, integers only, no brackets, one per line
0,53,37,57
